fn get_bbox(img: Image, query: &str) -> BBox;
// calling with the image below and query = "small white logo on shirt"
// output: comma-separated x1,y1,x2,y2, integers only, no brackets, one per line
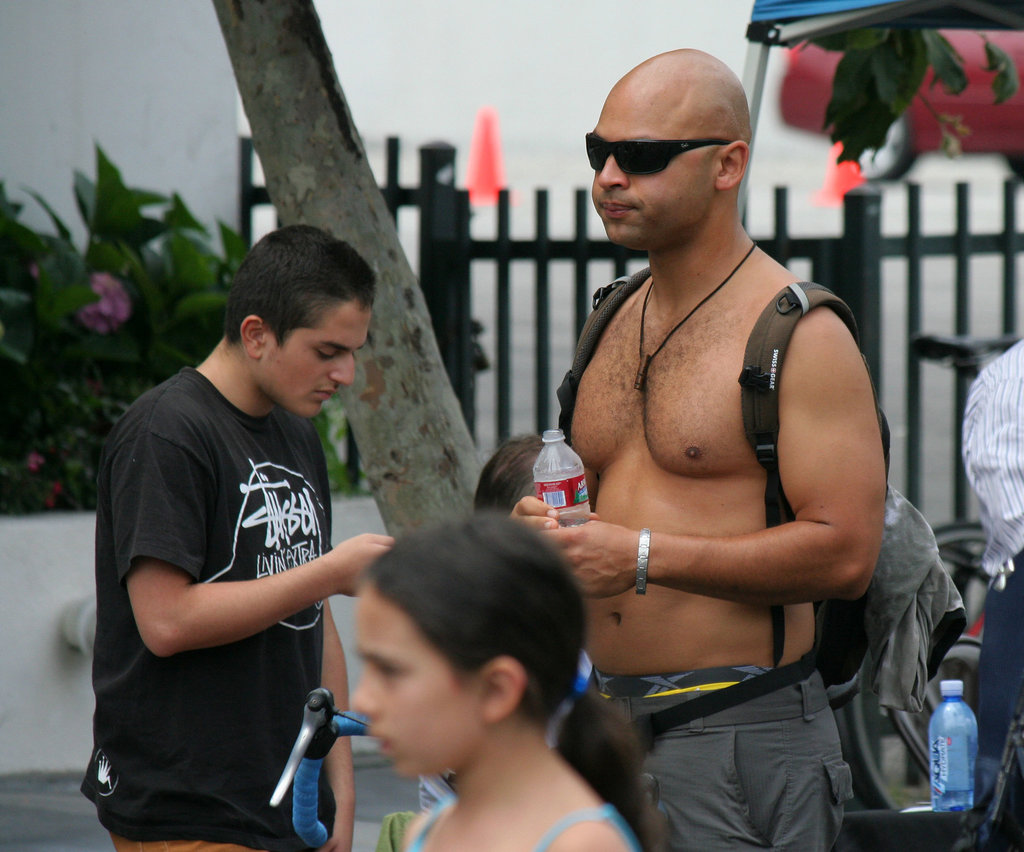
94,749,118,797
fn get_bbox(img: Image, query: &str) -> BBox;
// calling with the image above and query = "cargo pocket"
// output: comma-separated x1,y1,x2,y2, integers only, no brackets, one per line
824,755,853,805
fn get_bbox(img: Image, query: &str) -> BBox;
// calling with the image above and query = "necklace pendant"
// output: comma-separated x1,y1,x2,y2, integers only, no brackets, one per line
633,356,651,391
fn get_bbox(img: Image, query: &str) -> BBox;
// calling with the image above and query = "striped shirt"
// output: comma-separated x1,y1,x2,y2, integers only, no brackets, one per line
962,339,1024,577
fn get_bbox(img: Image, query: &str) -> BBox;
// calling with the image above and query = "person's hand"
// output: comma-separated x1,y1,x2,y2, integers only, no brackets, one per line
511,494,560,530
552,521,636,598
323,533,394,596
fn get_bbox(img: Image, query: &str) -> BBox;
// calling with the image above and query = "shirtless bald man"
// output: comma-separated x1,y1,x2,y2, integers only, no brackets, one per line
516,49,886,850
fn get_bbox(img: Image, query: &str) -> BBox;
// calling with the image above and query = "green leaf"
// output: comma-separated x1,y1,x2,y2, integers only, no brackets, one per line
73,169,96,227
167,232,217,289
813,28,887,53
64,333,141,363
51,282,99,319
0,211,49,257
125,216,170,248
165,194,208,234
0,287,33,363
218,222,248,268
85,239,133,275
147,336,199,369
25,191,73,243
922,30,967,95
91,146,168,243
984,40,1020,104
33,264,96,329
0,182,24,220
0,287,32,309
118,242,163,316
825,50,876,129
832,99,899,163
173,291,227,319
867,51,900,105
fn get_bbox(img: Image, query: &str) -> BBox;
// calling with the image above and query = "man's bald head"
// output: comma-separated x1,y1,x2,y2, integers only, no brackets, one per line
599,49,751,143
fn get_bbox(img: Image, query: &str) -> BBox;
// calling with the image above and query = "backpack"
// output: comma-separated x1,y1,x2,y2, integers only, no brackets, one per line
556,267,966,717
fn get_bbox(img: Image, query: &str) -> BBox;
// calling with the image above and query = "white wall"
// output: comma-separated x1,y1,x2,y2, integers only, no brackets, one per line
0,0,237,241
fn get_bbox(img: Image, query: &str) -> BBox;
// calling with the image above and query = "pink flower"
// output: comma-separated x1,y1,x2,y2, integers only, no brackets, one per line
26,451,45,473
76,272,131,334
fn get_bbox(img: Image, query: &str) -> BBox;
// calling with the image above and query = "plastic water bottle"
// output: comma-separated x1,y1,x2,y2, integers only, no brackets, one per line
929,679,978,812
533,429,590,526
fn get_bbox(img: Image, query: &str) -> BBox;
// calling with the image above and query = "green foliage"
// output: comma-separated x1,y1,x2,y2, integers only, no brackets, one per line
312,395,361,495
0,146,359,514
814,29,1019,164
0,147,243,513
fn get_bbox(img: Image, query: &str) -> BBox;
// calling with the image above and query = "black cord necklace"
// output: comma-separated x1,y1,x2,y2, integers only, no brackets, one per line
633,242,757,391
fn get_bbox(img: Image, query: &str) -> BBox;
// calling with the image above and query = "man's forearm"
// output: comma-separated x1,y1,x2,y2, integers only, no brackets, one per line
554,513,880,605
643,518,879,604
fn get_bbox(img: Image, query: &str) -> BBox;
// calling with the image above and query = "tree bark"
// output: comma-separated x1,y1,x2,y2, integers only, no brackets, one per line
211,0,478,534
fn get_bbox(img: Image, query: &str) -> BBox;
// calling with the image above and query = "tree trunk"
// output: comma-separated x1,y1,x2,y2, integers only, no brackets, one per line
211,0,478,534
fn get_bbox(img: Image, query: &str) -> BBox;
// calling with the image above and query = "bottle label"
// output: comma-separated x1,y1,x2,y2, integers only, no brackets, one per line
535,473,588,509
931,734,970,794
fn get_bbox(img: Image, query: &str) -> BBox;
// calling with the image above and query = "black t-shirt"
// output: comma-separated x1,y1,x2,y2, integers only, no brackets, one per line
81,368,336,850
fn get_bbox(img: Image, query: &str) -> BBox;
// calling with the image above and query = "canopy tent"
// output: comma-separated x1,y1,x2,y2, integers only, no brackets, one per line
740,0,1024,206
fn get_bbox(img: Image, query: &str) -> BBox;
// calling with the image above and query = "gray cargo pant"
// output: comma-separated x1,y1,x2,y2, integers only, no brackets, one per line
604,668,852,851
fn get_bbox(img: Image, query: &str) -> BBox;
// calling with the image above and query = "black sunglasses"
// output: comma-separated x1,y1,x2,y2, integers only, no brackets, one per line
585,132,733,175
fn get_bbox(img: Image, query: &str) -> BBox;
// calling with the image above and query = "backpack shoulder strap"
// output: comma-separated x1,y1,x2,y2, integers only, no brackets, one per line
556,267,651,441
737,282,864,668
737,281,862,526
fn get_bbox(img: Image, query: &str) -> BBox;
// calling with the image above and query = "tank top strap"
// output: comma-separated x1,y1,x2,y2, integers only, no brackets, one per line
533,803,642,852
404,795,455,852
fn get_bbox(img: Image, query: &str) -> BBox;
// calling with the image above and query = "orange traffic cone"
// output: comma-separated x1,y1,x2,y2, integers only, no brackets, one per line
812,142,865,207
466,106,506,206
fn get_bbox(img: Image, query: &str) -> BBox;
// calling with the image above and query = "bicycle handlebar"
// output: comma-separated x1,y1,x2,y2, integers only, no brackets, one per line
271,687,369,848
910,331,1018,370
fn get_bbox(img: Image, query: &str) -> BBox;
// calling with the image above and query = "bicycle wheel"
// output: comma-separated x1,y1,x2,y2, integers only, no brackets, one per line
933,521,990,634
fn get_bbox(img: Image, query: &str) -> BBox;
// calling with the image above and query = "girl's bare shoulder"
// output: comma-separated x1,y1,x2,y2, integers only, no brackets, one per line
545,814,639,852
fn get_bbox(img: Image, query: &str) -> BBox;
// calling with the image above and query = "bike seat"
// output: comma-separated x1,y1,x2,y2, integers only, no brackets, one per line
910,332,1019,367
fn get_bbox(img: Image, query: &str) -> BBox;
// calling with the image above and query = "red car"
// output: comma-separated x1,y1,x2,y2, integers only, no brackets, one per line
778,31,1024,179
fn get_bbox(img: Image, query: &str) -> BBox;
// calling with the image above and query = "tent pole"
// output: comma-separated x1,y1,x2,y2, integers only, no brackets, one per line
739,39,771,219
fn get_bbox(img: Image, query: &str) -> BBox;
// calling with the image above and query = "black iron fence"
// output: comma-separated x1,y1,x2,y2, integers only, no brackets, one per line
240,137,1024,523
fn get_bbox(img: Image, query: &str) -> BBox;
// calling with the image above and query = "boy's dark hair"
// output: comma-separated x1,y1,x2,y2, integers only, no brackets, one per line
473,434,543,511
224,225,375,344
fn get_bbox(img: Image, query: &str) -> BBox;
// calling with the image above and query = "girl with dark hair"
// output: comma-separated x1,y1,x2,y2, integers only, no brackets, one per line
353,514,660,851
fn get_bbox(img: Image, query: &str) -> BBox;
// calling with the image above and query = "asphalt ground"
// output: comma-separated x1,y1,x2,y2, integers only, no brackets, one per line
0,752,420,852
